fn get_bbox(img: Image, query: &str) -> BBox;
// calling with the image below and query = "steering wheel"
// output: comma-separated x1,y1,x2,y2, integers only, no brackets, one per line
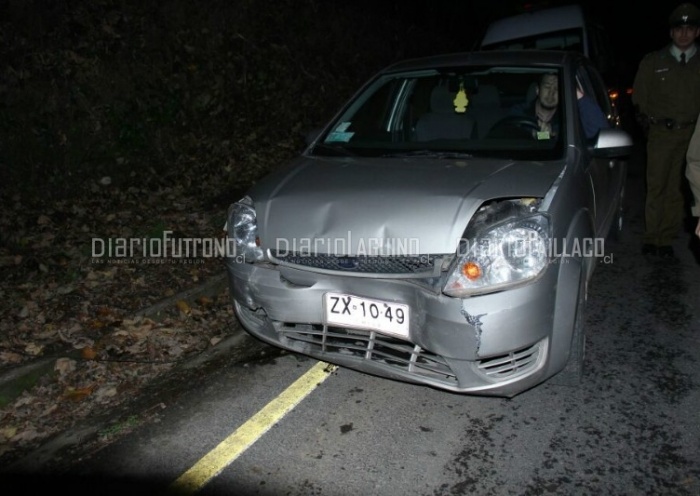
487,115,540,139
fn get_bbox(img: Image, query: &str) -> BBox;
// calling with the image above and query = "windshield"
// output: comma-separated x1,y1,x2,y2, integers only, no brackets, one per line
312,66,566,160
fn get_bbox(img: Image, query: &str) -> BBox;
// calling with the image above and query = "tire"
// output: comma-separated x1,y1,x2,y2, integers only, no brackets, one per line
550,275,586,386
608,182,625,242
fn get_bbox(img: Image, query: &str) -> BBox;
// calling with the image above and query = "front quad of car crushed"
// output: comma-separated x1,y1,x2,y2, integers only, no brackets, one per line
225,51,633,398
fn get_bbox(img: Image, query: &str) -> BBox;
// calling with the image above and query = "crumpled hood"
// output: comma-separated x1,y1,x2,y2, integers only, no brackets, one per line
250,156,561,256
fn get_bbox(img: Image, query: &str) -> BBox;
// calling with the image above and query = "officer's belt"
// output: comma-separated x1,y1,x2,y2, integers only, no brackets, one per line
648,117,697,130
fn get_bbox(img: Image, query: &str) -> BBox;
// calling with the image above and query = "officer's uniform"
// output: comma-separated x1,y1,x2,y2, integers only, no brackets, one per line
632,2,700,252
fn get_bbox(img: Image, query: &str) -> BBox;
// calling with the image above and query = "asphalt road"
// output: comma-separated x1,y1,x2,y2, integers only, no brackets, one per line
3,138,700,495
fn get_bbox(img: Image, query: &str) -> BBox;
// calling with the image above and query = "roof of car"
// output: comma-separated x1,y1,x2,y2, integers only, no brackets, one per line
480,4,587,47
382,50,576,74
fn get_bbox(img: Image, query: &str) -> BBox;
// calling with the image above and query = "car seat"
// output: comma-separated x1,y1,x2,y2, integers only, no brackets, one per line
414,85,477,141
467,84,508,138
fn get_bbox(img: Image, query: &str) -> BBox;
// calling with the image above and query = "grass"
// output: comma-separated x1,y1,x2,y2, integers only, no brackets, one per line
98,415,141,440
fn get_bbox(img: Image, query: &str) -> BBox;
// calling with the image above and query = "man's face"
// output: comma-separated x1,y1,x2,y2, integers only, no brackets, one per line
538,75,559,110
670,24,700,50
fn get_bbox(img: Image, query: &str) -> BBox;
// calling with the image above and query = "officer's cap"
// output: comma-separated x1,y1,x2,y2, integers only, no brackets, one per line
669,2,700,27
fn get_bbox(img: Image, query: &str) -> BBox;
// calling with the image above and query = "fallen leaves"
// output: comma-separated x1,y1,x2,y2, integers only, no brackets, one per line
81,347,98,360
24,343,44,356
176,300,192,315
37,215,51,226
0,255,22,267
55,357,77,376
0,351,22,364
197,296,214,307
5,427,42,445
0,187,234,467
63,385,96,402
0,282,234,466
0,426,18,442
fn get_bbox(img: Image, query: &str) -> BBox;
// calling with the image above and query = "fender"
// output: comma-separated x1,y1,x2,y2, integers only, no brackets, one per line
544,206,592,377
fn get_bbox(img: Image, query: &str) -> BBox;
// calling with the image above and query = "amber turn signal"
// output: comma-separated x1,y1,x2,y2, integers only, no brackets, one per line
462,261,482,280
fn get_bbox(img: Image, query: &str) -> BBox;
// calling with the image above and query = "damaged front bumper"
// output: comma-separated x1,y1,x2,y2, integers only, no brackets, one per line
227,259,569,397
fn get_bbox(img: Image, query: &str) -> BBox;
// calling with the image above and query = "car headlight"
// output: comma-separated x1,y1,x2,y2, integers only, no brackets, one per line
227,196,263,262
443,208,550,297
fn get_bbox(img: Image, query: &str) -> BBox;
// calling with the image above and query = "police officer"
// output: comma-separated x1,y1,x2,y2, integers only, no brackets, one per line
633,2,700,259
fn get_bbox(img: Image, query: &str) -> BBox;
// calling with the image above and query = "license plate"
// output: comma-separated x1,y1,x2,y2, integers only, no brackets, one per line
323,292,410,339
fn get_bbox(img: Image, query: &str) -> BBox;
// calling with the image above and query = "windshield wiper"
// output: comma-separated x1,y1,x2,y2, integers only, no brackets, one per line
383,150,474,159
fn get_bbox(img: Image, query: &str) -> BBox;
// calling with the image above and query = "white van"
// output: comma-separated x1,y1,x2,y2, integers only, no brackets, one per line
478,3,631,129
479,4,616,84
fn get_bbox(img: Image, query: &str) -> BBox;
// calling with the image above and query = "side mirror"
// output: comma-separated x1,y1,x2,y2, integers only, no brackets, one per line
591,128,634,158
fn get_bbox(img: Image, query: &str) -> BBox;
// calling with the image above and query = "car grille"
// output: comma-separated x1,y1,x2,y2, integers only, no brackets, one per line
269,252,439,275
276,322,458,386
275,322,542,386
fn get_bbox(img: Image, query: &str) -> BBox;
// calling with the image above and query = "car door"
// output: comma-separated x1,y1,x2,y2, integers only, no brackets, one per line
576,62,620,236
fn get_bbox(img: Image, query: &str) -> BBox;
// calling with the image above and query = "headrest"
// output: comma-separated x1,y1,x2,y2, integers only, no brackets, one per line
429,85,457,113
526,81,538,103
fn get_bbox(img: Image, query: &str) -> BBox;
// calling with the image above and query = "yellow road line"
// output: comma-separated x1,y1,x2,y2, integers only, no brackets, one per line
168,361,337,494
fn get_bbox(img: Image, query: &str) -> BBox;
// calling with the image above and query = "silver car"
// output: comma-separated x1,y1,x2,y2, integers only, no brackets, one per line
225,50,632,397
